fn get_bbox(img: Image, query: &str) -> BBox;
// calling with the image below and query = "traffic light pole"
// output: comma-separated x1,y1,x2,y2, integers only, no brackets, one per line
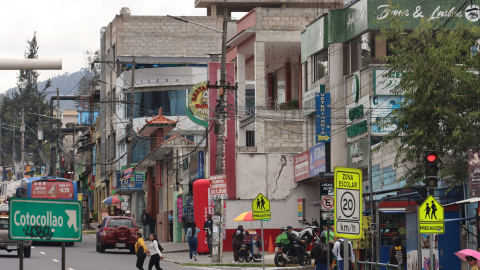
429,188,434,270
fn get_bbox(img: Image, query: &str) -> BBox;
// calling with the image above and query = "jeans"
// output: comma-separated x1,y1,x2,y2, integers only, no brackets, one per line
207,234,212,254
143,224,150,239
136,255,146,270
188,237,198,259
148,254,161,270
316,262,328,270
338,260,350,270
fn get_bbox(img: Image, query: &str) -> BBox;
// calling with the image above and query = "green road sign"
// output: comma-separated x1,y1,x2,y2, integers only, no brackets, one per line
9,198,82,242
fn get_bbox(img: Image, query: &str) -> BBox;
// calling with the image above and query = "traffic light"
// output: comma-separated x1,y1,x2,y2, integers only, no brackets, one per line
425,150,438,188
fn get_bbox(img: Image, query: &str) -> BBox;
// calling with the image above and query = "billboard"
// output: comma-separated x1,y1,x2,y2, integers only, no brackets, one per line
315,92,331,142
309,143,326,177
468,147,480,197
371,96,404,136
294,151,310,182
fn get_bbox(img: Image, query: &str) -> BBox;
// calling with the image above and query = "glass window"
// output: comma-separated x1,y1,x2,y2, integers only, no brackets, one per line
350,32,372,74
131,139,151,164
246,130,255,147
107,218,135,228
245,90,255,116
125,90,187,118
312,50,328,82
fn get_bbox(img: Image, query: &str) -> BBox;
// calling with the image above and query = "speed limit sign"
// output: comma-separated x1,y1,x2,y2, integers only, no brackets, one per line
334,167,362,239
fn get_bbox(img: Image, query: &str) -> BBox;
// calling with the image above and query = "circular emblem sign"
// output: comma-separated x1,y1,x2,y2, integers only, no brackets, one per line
187,81,209,127
352,73,360,102
466,5,480,22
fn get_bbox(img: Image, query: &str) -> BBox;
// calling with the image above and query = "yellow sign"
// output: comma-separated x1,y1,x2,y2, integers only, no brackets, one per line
317,135,331,142
334,167,362,239
419,196,444,223
419,195,444,234
7,172,13,178
253,212,271,220
252,193,270,212
351,216,371,249
187,81,209,127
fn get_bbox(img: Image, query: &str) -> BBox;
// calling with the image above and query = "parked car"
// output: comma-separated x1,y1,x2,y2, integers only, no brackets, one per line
0,216,32,257
96,216,138,253
0,205,8,216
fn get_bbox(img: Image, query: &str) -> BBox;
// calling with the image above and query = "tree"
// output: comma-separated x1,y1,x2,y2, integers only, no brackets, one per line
380,17,480,189
74,50,100,109
0,32,54,168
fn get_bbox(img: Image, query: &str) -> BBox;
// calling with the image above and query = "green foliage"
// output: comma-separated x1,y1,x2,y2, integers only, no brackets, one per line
379,16,480,189
0,32,55,167
74,50,100,109
278,99,299,110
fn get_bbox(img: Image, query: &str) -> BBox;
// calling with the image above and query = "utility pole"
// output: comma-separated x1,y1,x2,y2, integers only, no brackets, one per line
50,98,55,176
13,111,16,177
212,8,228,263
21,107,25,179
57,88,61,177
126,56,135,168
38,103,43,174
367,102,374,262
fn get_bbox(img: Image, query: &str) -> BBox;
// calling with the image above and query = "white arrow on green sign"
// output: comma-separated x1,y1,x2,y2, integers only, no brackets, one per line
9,198,82,242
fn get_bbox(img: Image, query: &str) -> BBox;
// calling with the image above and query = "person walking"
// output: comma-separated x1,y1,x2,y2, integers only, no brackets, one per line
181,213,187,242
203,214,213,257
142,209,152,241
168,210,174,242
232,225,249,263
333,238,355,270
148,234,164,270
311,235,332,270
186,222,200,262
135,232,149,270
389,237,406,270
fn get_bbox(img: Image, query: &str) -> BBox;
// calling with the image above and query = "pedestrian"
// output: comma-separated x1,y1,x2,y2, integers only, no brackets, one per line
142,209,152,241
148,234,164,270
181,213,187,242
186,221,200,262
135,232,149,270
311,235,332,270
466,256,479,270
203,214,213,257
126,210,131,217
122,210,126,216
232,225,249,263
168,210,174,242
333,238,355,270
389,237,406,270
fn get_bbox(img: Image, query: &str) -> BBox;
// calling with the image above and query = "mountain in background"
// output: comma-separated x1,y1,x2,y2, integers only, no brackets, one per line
4,68,94,109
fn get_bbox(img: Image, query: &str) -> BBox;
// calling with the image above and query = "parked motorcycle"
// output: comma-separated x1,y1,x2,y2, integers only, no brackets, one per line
274,242,311,267
282,219,320,244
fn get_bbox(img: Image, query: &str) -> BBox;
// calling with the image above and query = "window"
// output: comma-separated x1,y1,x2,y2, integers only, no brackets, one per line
131,139,150,164
312,49,329,82
246,130,255,147
125,90,187,118
107,218,135,228
111,133,116,158
183,135,194,142
245,90,255,116
350,32,373,74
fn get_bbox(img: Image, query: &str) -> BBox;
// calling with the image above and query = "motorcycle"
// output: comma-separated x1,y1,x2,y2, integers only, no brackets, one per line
274,242,311,267
284,219,320,245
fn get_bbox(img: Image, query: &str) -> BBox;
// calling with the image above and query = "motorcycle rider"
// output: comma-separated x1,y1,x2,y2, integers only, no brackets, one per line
286,226,307,266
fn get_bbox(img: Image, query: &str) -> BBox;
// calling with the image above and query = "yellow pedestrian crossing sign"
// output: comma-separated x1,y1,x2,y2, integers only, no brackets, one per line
419,196,444,223
252,193,270,212
419,195,444,234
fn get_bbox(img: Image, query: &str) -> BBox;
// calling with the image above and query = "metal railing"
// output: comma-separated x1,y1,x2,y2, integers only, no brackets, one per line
354,260,402,270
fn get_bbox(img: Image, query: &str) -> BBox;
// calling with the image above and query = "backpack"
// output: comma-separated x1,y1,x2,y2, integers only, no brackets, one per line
275,232,290,245
311,242,329,263
337,239,351,260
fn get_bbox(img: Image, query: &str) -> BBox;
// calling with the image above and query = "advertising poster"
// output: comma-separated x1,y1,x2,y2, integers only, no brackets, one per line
294,151,310,182
468,147,480,197
407,250,419,270
371,96,404,136
309,143,326,177
315,93,331,142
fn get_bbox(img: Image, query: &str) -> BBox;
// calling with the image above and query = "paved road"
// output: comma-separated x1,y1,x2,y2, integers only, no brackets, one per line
0,233,195,270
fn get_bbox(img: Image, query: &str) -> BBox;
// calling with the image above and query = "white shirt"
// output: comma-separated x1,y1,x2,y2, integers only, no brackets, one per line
333,239,355,262
149,240,162,257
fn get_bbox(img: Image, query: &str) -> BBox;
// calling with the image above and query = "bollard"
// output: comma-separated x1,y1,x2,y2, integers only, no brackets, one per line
386,261,391,270
375,260,380,270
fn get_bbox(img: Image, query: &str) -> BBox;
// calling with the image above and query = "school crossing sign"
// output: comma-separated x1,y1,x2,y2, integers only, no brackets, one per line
252,193,271,220
418,195,444,234
334,167,362,239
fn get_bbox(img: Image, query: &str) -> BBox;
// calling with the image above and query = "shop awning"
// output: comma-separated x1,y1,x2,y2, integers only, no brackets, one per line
443,197,480,207
379,208,406,213
444,216,480,223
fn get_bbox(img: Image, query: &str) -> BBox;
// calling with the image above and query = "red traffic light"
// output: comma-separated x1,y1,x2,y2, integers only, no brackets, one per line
427,154,437,162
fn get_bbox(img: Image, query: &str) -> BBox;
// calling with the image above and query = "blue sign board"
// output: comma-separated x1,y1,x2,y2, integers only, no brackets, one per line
118,186,143,191
92,146,97,175
116,170,121,188
135,173,143,188
189,151,204,182
309,143,326,177
315,93,331,142
83,189,91,196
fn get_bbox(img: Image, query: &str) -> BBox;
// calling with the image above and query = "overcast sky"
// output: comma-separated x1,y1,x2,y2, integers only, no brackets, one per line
0,0,246,94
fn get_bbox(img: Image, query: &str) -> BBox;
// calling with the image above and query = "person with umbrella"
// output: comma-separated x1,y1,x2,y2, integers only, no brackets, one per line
456,249,480,270
467,256,480,270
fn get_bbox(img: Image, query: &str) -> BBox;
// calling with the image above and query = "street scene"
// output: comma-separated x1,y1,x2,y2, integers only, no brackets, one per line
2,0,480,269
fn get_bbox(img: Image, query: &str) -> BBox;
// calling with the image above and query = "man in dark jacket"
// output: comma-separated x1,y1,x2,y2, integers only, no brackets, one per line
141,209,152,241
286,226,306,266
203,214,213,257
389,237,406,269
311,236,332,270
232,225,249,263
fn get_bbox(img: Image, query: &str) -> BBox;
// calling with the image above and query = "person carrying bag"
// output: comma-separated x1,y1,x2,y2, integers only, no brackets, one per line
135,232,149,270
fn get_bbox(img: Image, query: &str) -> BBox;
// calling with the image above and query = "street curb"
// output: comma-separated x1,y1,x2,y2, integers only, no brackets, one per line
82,231,97,234
163,259,315,269
162,249,190,254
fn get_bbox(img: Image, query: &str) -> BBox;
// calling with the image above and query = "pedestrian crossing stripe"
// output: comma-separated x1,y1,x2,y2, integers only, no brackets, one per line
252,193,270,213
418,195,444,223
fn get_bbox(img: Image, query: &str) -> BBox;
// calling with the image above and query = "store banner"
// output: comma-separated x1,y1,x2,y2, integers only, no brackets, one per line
189,151,204,182
135,173,143,188
309,143,326,177
294,151,310,182
468,147,480,197
315,92,331,143
92,146,97,175
155,162,162,190
347,137,369,168
371,96,404,136
208,62,236,199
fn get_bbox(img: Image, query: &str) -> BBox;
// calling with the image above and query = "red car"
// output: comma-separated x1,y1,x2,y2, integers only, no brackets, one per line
96,216,138,253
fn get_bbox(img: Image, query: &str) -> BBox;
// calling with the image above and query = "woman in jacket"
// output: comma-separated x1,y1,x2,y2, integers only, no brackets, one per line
185,222,201,262
148,234,163,270
135,233,149,270
232,225,249,263
389,237,406,270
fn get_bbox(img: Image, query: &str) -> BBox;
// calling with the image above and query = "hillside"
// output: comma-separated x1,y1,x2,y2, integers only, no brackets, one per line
4,68,94,109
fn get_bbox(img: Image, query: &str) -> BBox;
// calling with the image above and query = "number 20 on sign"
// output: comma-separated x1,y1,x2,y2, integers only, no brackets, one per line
334,167,362,239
